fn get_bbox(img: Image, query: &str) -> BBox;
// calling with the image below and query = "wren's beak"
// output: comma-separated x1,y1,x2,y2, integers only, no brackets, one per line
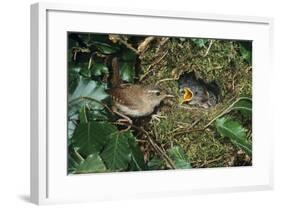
182,88,193,103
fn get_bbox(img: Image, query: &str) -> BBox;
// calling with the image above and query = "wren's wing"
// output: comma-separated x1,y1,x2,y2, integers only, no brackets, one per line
106,85,144,110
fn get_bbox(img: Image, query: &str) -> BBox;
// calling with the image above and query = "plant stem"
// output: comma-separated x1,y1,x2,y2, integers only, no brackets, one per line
203,97,251,129
114,122,176,169
69,96,114,115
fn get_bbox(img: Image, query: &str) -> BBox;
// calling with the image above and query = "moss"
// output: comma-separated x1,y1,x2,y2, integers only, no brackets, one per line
138,38,252,168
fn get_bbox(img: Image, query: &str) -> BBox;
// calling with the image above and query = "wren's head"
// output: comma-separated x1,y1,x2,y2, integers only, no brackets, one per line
145,87,174,108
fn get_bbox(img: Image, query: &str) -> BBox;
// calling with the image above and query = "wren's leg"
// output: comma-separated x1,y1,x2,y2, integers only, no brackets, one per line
151,114,167,122
112,107,133,125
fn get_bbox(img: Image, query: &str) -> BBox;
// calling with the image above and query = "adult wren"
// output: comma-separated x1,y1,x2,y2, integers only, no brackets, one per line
106,57,173,123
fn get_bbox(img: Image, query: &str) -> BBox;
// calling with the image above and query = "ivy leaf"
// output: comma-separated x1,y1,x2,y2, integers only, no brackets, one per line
167,146,192,169
120,62,135,83
69,77,108,118
128,135,146,171
121,49,137,61
92,41,119,54
74,153,107,174
215,117,252,156
72,121,117,156
68,145,84,174
92,62,109,76
68,120,77,140
79,104,89,124
101,132,131,171
70,77,108,101
68,64,81,94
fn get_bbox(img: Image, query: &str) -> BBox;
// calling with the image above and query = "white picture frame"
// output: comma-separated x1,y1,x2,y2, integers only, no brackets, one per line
30,2,274,205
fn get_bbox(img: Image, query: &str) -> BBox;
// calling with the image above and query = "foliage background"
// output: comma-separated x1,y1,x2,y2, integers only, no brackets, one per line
67,32,252,174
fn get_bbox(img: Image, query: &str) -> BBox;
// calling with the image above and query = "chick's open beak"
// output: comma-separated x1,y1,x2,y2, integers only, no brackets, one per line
182,88,193,102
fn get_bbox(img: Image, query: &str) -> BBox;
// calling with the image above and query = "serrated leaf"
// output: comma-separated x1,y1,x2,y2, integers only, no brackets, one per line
72,121,117,156
167,146,192,169
128,135,146,171
101,132,131,171
232,99,252,117
120,62,135,83
74,153,107,174
215,117,252,156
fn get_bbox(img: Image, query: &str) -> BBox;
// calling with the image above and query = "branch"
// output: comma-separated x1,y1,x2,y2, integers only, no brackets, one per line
114,122,176,169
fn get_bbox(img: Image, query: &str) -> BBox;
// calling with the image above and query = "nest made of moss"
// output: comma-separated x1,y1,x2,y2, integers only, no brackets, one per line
136,37,252,168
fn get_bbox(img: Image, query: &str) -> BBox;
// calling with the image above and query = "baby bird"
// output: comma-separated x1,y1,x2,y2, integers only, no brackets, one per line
179,72,219,108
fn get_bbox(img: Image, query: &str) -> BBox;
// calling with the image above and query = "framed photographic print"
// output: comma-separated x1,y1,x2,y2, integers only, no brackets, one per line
30,2,274,205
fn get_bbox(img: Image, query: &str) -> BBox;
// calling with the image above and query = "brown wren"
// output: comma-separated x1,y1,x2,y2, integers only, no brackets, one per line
106,57,173,123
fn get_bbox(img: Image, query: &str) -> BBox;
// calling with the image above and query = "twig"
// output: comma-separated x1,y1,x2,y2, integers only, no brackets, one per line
138,37,155,54
114,122,176,169
172,97,252,136
109,35,139,54
203,97,251,129
199,156,222,167
155,78,176,86
119,39,139,54
203,40,214,57
171,118,202,136
139,51,168,81
155,37,169,53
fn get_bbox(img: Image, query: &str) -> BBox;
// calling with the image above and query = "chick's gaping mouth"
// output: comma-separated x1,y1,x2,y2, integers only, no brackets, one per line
182,88,193,103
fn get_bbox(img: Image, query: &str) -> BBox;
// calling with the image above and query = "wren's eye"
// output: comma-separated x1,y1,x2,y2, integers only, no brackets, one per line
156,91,161,96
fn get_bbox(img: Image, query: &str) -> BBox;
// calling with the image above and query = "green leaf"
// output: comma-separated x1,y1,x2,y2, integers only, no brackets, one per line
68,77,108,118
121,49,137,61
70,77,108,101
92,62,109,76
72,121,117,156
74,153,107,174
167,146,192,169
92,41,119,54
191,39,208,48
68,145,84,173
147,155,165,170
68,119,77,140
215,117,252,156
120,62,135,83
68,64,81,94
79,104,88,123
101,132,131,171
232,99,252,117
239,42,252,63
128,135,146,171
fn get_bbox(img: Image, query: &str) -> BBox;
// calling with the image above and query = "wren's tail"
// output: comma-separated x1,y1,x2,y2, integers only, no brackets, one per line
109,57,121,88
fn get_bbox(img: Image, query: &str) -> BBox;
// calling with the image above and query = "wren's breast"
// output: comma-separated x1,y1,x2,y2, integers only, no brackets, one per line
114,102,153,118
